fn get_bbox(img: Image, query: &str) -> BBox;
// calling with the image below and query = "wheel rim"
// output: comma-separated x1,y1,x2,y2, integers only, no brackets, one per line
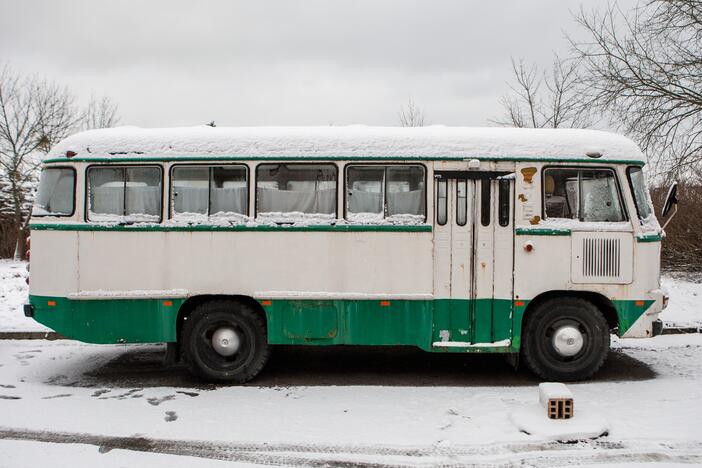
543,318,589,363
211,327,241,357
551,324,584,357
195,319,254,372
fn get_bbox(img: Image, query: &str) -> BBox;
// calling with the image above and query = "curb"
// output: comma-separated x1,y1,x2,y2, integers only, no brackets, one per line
0,332,64,340
662,326,701,335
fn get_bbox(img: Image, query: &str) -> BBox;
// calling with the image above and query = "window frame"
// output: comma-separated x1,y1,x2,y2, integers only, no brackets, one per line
343,163,427,223
168,163,250,219
480,178,491,227
32,165,77,218
455,178,467,227
254,162,339,220
85,164,164,223
541,165,629,223
626,165,652,222
498,178,511,227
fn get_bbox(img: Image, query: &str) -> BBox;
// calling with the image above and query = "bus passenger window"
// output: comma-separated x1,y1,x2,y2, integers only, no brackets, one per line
171,165,247,218
346,165,426,223
256,164,337,223
33,167,75,216
543,168,625,222
88,166,162,222
456,179,467,226
436,179,447,225
498,179,510,227
480,179,490,226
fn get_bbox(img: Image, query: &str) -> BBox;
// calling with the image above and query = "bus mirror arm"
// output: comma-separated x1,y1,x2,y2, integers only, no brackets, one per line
661,203,678,231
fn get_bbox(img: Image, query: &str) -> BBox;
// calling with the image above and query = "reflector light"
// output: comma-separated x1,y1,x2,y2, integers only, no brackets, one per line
261,300,272,306
635,300,645,307
380,300,391,307
515,300,525,307
163,300,173,307
47,301,56,307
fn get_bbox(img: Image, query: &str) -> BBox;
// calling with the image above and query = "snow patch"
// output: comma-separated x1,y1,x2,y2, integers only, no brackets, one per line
47,126,647,163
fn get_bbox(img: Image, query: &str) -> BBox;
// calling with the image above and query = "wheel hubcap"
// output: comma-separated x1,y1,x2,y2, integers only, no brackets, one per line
211,327,241,357
551,325,584,357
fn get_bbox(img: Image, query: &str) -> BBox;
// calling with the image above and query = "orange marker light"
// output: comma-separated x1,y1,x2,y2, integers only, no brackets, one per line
514,300,525,307
47,300,56,307
380,300,391,307
163,300,173,307
635,300,645,307
261,300,272,306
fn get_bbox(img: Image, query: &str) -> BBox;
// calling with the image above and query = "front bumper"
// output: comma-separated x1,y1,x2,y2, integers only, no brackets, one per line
652,319,663,337
23,303,34,317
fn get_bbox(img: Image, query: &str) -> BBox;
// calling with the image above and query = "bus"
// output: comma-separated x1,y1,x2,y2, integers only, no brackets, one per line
24,126,675,383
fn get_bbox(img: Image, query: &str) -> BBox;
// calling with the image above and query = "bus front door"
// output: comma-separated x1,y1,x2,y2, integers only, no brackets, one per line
433,174,514,347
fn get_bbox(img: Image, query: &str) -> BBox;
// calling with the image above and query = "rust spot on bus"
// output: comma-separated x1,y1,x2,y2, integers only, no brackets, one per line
518,194,528,202
529,215,541,225
521,167,537,183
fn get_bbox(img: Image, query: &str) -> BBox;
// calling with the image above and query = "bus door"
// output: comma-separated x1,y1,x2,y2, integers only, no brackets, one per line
433,172,514,346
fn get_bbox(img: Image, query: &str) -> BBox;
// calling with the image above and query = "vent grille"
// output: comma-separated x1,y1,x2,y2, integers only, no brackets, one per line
582,238,621,278
571,232,632,284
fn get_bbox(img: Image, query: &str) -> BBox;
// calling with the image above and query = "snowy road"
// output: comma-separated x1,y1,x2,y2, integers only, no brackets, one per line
1,335,702,466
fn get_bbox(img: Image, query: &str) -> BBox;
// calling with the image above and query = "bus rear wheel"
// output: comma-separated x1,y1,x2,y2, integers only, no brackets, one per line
182,300,270,383
521,297,609,381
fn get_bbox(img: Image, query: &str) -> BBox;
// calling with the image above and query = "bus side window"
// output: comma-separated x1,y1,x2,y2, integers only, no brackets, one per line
480,179,490,226
256,164,337,223
498,179,510,227
87,166,162,223
436,179,447,225
171,165,248,218
543,168,626,222
346,165,426,223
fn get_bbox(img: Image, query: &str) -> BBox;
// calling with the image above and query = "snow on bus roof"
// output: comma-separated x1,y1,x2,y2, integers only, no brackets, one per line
46,125,646,163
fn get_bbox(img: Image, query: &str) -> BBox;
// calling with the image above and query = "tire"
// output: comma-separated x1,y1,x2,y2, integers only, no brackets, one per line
182,300,270,383
521,297,609,381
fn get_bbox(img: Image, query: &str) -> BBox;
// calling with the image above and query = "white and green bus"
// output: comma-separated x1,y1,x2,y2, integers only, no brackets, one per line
25,126,674,382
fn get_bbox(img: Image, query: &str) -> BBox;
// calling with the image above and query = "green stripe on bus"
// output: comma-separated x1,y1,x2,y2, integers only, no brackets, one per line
30,295,513,351
636,233,663,243
29,223,433,233
515,227,571,236
28,295,653,348
41,155,646,165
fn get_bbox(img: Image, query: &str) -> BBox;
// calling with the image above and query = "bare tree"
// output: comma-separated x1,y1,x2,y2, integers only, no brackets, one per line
570,0,702,177
0,64,120,258
0,65,80,258
491,56,592,129
398,98,428,127
82,95,120,131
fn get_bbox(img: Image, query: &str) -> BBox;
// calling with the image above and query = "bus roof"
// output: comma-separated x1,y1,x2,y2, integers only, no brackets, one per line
45,126,646,164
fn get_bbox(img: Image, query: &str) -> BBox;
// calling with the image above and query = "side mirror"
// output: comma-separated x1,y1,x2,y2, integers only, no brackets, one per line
662,182,678,217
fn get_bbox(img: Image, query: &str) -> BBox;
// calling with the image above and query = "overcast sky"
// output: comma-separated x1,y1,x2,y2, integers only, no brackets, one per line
0,0,637,128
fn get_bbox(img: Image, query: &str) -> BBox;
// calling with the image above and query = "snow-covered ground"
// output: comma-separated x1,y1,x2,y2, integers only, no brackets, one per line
0,336,701,466
0,260,49,332
2,260,699,332
0,259,701,465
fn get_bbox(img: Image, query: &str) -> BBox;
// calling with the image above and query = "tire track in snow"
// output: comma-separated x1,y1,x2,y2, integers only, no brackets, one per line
0,427,701,467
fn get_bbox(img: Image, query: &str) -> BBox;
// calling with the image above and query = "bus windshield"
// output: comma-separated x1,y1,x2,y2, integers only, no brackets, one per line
627,167,653,221
33,167,75,216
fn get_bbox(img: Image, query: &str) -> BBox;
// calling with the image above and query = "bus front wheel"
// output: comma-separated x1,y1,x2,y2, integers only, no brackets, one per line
182,300,270,383
521,297,609,381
